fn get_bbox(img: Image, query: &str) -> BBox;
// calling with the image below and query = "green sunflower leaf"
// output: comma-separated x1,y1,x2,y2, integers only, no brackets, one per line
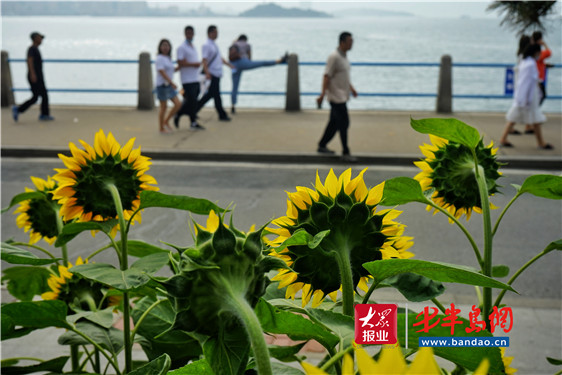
517,175,562,200
130,252,170,274
131,296,202,366
270,229,330,253
127,354,171,375
55,220,118,247
270,363,306,375
363,259,516,292
0,356,69,374
383,272,445,302
380,177,429,206
58,321,124,355
255,299,339,349
544,239,562,253
306,308,355,344
1,300,71,339
410,117,480,149
123,240,171,258
268,343,306,363
491,265,510,278
139,191,225,214
398,312,504,373
1,243,61,265
546,357,562,365
168,359,214,375
67,306,115,328
1,266,51,301
203,324,250,375
1,191,44,214
70,263,150,292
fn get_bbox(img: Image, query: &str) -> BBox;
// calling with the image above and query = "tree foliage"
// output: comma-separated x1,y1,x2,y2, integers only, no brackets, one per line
487,1,558,34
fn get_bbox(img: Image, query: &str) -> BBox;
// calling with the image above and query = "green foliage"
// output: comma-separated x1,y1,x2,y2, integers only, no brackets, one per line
131,296,202,367
0,191,44,214
1,266,51,301
127,354,171,375
255,299,339,349
487,1,558,33
410,117,480,149
363,259,515,291
516,175,562,200
70,263,151,292
1,243,60,265
123,240,171,257
55,220,118,247
380,177,428,206
0,356,69,375
139,191,225,214
168,359,214,375
1,300,71,340
383,273,445,302
203,324,250,375
58,321,124,355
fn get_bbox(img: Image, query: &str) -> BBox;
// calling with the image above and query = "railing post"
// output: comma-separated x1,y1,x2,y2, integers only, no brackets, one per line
137,52,153,110
285,53,300,112
1,50,15,107
436,54,452,113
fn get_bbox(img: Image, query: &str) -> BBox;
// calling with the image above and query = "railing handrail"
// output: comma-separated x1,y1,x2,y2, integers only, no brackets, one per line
7,58,562,68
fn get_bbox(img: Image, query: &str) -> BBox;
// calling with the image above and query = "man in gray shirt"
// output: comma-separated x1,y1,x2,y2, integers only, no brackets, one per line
316,32,358,162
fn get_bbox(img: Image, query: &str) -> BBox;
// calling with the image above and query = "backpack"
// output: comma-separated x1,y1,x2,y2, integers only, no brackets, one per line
228,44,241,62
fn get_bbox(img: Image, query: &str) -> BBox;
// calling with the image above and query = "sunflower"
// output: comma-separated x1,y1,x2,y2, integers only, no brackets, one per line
501,348,518,374
414,135,501,221
301,346,490,375
52,129,158,231
268,168,414,308
42,257,120,311
14,176,61,245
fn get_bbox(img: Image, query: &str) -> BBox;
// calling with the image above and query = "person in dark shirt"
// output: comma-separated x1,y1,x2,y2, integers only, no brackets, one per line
12,31,54,122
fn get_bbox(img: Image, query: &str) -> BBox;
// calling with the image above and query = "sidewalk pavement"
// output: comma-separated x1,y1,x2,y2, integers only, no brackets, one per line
1,105,561,373
2,106,561,169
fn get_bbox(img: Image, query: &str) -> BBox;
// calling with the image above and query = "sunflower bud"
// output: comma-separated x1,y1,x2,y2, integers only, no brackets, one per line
160,211,282,336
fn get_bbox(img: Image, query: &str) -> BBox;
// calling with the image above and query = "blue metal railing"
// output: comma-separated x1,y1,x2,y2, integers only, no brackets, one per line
7,58,562,99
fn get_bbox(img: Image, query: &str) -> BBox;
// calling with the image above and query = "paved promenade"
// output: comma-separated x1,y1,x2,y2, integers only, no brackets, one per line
1,106,561,169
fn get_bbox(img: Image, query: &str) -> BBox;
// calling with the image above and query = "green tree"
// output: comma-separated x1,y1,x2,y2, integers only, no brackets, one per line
487,1,558,34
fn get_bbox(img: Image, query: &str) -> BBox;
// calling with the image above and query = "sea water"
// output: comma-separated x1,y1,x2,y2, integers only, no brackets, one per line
2,15,561,112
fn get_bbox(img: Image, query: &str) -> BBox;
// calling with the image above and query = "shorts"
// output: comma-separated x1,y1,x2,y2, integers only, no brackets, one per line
156,85,177,101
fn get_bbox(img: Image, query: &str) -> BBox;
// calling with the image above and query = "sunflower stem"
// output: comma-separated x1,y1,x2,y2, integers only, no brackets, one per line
130,298,164,344
334,250,355,317
362,281,380,304
494,250,547,308
320,344,354,372
107,183,132,374
431,298,447,314
492,193,521,236
70,326,122,375
473,164,494,332
427,200,484,268
221,279,272,375
86,243,114,261
54,208,69,266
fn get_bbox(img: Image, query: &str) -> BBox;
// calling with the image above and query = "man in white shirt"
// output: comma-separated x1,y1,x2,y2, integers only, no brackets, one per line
174,25,204,130
196,25,234,122
316,31,358,163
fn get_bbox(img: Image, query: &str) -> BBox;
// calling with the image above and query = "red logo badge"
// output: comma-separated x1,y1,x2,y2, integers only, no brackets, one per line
355,304,398,344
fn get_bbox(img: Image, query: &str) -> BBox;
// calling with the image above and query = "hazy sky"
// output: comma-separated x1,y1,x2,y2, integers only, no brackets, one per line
146,1,560,19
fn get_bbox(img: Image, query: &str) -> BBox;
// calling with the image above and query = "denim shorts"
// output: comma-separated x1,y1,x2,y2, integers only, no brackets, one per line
156,85,177,101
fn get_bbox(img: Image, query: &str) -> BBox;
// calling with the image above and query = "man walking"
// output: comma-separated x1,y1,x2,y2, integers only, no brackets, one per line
12,31,54,122
174,26,204,130
316,31,357,162
197,25,233,122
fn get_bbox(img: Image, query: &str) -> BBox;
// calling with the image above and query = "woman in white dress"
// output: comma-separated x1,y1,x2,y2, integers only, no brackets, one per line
500,43,552,149
155,39,180,134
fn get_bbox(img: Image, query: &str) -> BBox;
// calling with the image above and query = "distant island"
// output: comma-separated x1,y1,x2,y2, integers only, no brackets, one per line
239,3,331,18
336,8,413,17
2,1,331,18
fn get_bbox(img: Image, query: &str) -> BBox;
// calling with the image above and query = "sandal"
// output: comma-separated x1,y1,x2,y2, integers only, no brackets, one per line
539,143,553,150
500,142,514,148
524,129,534,134
509,130,522,135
